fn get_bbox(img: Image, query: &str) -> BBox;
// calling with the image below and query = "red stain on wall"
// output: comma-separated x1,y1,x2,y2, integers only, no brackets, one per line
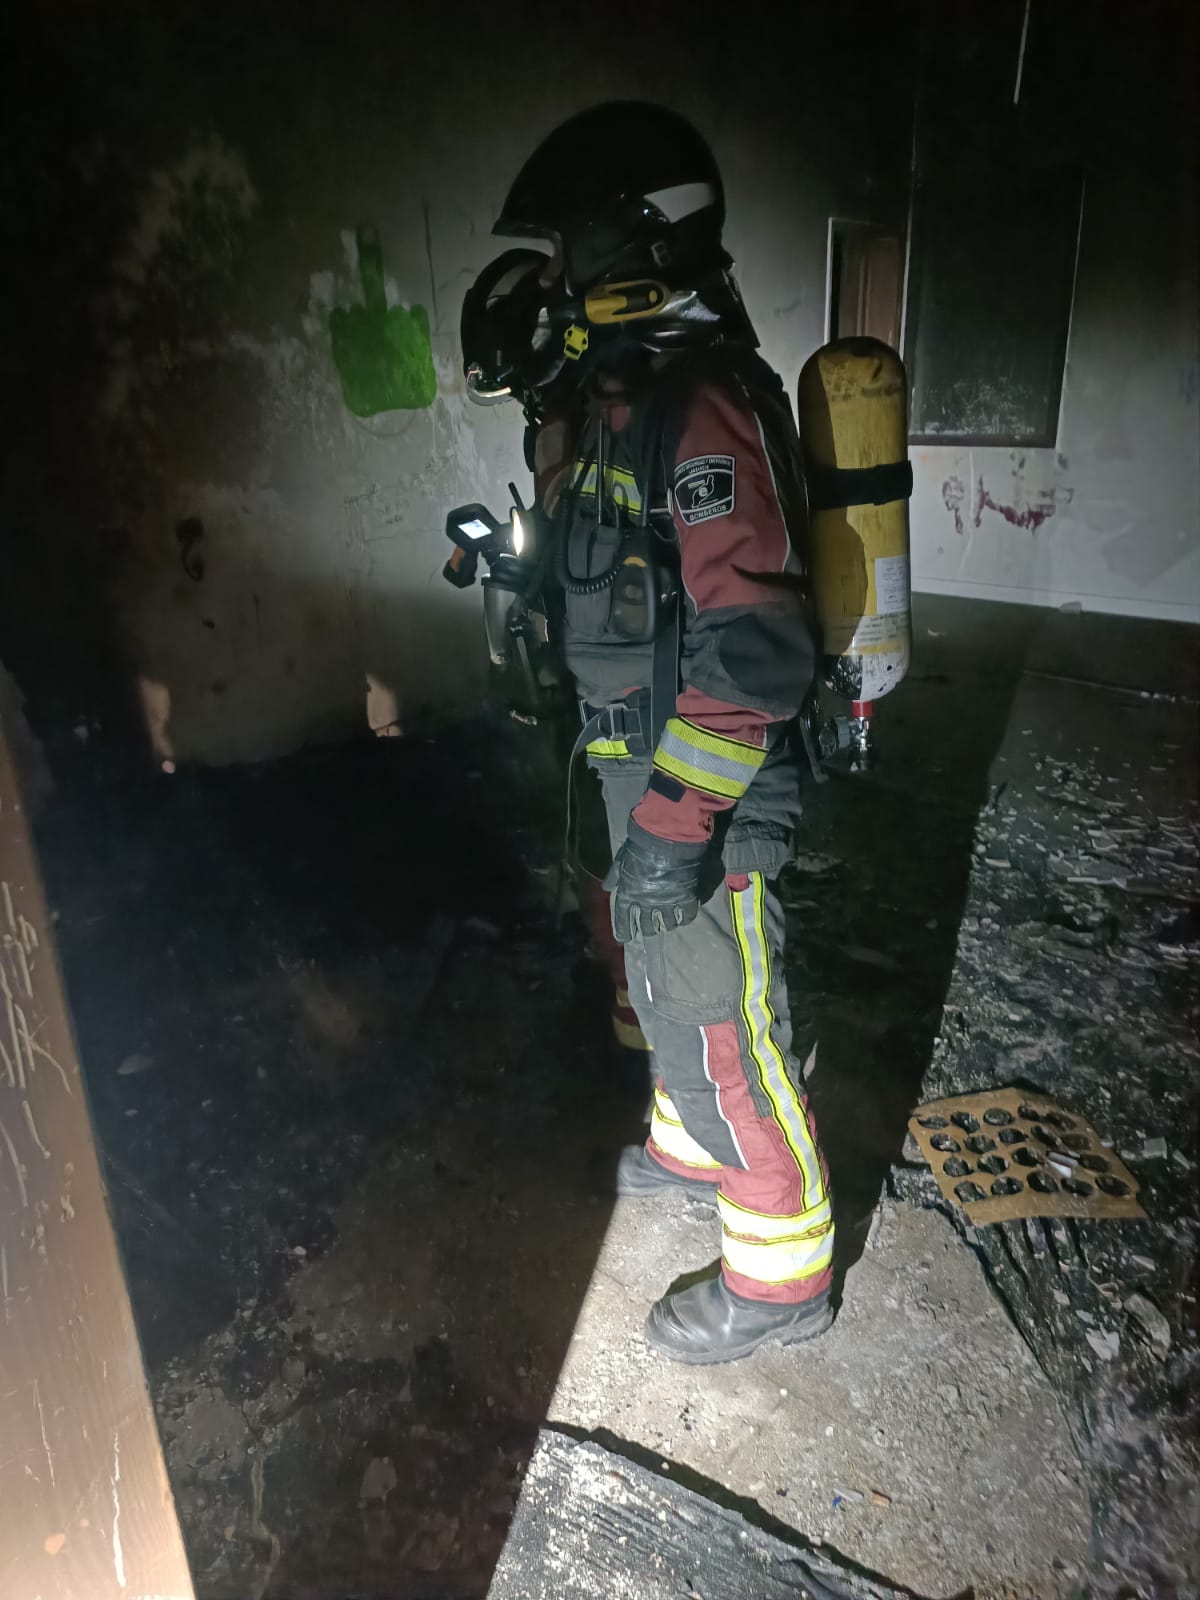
974,476,1066,535
942,470,1073,538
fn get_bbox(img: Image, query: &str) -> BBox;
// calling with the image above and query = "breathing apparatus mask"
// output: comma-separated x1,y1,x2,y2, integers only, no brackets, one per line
461,252,757,418
461,101,759,414
460,250,563,409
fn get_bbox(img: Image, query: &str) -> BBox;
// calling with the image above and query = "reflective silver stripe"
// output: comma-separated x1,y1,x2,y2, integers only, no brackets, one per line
718,1192,832,1241
644,181,718,222
651,1092,722,1170
731,877,826,1208
701,1027,748,1169
656,721,762,789
722,1228,834,1285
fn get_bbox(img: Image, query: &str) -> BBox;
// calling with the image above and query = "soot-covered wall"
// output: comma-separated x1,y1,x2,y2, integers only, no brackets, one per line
0,2,913,765
1,3,1193,768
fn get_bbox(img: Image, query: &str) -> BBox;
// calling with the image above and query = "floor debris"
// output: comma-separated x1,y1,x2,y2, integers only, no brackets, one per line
1124,1291,1171,1356
28,596,1197,1598
488,1430,922,1600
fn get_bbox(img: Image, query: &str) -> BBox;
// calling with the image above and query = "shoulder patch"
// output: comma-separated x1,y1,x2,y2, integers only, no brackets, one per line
674,454,735,525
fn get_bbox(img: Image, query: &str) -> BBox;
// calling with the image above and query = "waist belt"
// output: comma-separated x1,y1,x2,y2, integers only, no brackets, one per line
575,580,680,764
558,589,682,913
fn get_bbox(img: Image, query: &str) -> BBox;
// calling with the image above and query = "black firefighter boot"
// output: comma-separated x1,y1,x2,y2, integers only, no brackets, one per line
645,1276,833,1365
614,1144,720,1205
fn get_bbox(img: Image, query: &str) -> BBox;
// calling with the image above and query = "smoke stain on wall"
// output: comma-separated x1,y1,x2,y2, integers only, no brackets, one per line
329,225,436,416
98,137,260,429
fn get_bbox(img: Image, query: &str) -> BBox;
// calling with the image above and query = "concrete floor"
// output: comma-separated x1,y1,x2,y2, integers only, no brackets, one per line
36,594,1198,1599
551,1199,1092,1594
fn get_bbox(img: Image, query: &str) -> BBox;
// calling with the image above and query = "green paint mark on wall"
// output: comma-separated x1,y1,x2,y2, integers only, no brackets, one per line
330,225,436,415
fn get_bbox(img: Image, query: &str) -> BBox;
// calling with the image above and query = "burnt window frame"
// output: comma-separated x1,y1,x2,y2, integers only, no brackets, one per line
902,163,1084,449
901,0,1090,450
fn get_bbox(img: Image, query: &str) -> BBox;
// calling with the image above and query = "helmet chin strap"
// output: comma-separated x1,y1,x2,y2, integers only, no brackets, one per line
586,342,659,390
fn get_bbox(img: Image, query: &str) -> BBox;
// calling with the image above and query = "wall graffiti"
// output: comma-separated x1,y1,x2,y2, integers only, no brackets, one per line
973,475,1070,536
330,225,436,416
941,468,1074,538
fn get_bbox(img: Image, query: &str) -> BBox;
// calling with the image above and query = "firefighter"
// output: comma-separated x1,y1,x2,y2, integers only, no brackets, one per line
528,360,655,1066
479,102,835,1363
456,246,654,1064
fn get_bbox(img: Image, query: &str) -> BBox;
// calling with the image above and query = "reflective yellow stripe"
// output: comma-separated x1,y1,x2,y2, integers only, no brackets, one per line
722,1228,834,1285
650,1090,722,1170
654,750,746,799
613,1013,651,1051
719,1187,833,1283
666,717,765,762
653,717,766,801
729,875,828,1210
570,460,643,514
652,1086,683,1125
718,1192,833,1241
586,737,630,759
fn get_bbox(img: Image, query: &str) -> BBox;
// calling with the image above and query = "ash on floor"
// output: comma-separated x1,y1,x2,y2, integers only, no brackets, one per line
36,596,1197,1599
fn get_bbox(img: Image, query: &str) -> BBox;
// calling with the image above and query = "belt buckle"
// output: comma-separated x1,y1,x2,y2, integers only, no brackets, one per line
603,704,627,741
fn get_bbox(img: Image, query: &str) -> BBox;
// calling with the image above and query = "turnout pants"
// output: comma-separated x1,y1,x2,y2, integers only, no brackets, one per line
598,767,834,1307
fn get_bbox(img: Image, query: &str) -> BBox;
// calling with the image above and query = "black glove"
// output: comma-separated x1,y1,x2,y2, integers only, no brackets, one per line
604,817,712,943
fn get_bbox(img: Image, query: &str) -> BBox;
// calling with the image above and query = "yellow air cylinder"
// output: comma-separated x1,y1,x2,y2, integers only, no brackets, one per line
796,337,912,709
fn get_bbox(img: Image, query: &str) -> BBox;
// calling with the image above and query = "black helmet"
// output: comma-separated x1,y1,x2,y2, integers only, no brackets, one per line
495,101,728,293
